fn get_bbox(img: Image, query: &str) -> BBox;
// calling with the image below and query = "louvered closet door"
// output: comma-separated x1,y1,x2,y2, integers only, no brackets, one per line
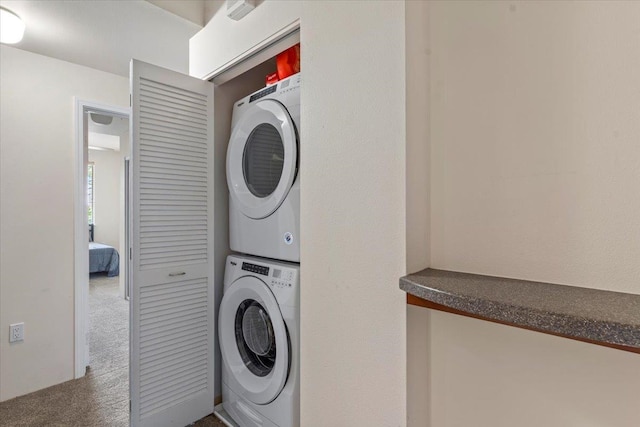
130,60,214,427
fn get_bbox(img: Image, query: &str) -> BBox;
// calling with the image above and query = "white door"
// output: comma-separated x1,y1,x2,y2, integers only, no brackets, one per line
130,59,215,427
226,99,298,219
218,276,290,404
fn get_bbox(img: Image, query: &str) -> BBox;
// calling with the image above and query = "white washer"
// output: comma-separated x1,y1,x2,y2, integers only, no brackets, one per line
219,254,299,427
227,73,300,262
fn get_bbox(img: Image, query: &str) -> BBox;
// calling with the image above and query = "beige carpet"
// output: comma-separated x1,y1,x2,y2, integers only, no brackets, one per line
0,274,224,427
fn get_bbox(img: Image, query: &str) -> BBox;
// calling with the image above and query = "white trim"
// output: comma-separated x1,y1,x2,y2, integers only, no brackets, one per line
213,403,239,427
204,20,300,83
74,98,130,379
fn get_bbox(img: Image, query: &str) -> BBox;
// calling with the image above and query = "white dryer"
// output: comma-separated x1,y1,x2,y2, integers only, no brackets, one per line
227,73,300,262
218,254,299,427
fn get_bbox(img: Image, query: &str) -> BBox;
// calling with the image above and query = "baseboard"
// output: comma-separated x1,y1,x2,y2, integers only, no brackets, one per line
214,403,239,427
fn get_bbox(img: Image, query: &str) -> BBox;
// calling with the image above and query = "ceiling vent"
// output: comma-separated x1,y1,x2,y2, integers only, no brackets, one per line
226,0,255,21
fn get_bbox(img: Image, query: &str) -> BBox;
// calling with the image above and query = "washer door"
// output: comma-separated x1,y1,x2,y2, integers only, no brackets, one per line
226,99,297,219
219,276,290,404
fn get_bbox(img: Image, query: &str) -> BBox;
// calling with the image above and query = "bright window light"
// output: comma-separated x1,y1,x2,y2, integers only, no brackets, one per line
0,7,25,44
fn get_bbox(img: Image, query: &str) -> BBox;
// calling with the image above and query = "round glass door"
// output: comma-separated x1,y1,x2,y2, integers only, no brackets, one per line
227,100,297,219
235,299,277,377
243,124,285,199
219,276,289,404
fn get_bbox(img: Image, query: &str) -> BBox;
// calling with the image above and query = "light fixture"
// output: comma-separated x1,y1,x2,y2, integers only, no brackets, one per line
226,0,255,21
0,7,25,44
90,113,114,126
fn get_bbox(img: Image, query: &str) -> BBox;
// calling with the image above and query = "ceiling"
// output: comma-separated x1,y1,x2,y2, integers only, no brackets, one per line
88,112,128,136
146,0,223,27
0,0,205,77
88,112,128,151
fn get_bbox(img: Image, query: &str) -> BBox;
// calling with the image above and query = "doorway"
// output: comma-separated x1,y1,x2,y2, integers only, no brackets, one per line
87,110,130,383
74,100,131,381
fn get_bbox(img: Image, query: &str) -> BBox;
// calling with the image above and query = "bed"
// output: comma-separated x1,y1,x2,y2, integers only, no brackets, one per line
89,242,120,277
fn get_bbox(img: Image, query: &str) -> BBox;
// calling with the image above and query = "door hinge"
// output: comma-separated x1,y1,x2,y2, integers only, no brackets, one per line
129,248,132,260
129,94,132,107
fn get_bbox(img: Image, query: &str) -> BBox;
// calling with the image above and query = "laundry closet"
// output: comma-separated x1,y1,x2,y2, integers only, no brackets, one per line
129,23,300,426
209,37,301,427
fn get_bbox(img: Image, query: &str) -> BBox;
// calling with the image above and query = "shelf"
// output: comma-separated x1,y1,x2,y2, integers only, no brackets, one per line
401,269,640,354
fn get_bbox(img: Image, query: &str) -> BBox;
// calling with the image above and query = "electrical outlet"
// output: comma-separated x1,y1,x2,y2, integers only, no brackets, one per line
9,323,24,343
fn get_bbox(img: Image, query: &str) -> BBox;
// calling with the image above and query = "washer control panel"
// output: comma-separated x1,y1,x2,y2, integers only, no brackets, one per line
241,262,269,276
270,267,295,289
228,255,298,297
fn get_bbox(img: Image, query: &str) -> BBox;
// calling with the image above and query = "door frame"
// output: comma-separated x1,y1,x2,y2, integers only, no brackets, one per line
73,98,131,378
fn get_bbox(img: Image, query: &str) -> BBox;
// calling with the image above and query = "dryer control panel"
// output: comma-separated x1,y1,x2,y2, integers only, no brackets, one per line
249,85,277,103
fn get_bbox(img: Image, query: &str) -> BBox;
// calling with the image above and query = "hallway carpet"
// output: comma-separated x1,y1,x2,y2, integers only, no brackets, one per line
0,275,224,427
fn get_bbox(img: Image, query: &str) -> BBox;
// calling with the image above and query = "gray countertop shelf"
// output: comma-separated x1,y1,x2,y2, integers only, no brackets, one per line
401,269,640,354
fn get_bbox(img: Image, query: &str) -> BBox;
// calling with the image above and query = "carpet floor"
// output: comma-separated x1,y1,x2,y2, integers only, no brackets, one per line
0,274,224,427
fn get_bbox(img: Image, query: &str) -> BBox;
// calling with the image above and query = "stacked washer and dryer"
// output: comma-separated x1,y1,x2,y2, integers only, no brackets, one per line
217,73,301,427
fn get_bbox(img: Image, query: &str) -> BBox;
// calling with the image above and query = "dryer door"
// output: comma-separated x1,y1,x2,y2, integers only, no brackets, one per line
226,99,297,219
219,276,290,404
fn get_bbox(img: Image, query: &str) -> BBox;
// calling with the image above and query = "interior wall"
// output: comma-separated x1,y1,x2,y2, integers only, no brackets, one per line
146,0,207,26
427,1,640,425
429,311,640,427
0,46,128,401
88,146,124,248
299,2,406,425
406,305,430,427
88,127,130,298
405,1,431,426
190,1,408,425
406,0,430,276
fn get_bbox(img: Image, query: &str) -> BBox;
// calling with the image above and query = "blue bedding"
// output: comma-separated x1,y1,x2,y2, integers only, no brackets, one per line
89,242,120,277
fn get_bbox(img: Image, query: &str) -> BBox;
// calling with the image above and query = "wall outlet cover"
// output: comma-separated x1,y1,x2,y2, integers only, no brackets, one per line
9,323,24,343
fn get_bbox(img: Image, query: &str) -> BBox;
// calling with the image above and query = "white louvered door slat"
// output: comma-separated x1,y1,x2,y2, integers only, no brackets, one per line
130,60,214,427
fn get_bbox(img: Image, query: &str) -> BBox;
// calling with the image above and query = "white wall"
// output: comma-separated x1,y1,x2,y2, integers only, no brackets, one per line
421,1,640,426
191,1,407,425
405,1,431,426
300,2,406,425
89,144,126,248
406,0,430,275
88,131,130,298
430,0,640,293
0,46,128,401
429,312,640,427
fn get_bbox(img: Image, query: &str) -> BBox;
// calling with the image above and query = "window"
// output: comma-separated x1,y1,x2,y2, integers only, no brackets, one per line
88,163,95,225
